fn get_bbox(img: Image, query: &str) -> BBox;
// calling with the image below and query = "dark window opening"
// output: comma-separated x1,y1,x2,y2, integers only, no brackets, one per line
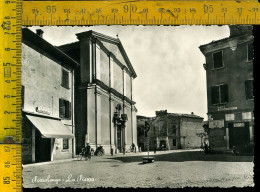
173,139,176,146
61,69,69,89
247,43,254,61
59,99,71,119
213,51,223,69
171,125,176,134
63,138,69,149
211,84,228,104
245,80,253,100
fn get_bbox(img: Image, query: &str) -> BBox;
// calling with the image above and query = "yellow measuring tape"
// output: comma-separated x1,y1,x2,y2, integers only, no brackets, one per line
22,0,260,25
0,0,22,191
0,0,259,191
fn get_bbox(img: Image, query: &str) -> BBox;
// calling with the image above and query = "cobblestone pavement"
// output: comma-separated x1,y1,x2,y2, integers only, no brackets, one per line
23,150,254,188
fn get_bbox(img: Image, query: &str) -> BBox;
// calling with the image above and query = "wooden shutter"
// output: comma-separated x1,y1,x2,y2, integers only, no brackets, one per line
211,86,220,104
62,69,69,89
245,80,253,99
68,101,72,119
248,43,254,61
220,84,229,103
59,99,65,118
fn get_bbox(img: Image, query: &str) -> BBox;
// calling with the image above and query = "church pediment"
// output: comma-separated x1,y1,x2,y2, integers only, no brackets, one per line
98,39,129,71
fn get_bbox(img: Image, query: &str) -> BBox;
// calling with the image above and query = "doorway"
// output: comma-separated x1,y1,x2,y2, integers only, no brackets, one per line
160,140,166,150
117,125,122,152
35,129,51,162
228,122,250,148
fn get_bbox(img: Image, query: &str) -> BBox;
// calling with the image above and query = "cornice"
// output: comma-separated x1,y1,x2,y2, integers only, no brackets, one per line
200,34,253,55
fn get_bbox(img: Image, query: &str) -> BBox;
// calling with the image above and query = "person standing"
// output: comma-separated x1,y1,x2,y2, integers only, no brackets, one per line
203,141,209,154
154,142,157,154
85,143,91,160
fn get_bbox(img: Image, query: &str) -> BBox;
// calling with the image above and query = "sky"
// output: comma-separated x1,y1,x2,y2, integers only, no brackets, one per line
29,26,230,119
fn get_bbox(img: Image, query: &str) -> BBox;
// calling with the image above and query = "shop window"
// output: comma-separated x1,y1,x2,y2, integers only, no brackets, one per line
213,51,223,69
172,139,176,146
63,138,69,149
247,43,253,61
61,68,69,89
245,80,253,100
211,84,228,104
59,99,71,119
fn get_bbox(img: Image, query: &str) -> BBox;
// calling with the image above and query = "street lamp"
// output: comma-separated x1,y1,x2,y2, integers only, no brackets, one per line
112,104,128,155
143,121,154,163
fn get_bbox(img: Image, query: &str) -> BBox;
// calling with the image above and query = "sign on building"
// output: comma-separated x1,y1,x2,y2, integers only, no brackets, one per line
209,120,224,128
225,114,235,121
233,122,245,127
242,112,252,120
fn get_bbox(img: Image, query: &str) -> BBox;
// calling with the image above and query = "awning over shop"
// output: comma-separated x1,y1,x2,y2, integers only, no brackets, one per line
26,115,74,138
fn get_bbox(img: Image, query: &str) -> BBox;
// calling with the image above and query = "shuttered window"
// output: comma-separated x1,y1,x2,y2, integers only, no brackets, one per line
245,80,253,100
211,84,228,104
213,51,223,69
247,43,254,61
63,138,69,149
61,69,69,89
59,99,71,119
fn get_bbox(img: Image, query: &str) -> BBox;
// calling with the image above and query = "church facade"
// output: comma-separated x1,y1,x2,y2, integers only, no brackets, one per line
59,31,138,154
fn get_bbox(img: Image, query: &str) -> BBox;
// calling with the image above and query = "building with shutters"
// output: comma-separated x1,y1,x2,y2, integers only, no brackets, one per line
58,31,138,154
199,26,254,150
137,110,204,151
22,28,79,164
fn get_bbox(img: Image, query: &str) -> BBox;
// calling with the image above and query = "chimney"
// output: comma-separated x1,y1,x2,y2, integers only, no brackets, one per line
229,26,252,37
36,29,44,38
191,112,194,115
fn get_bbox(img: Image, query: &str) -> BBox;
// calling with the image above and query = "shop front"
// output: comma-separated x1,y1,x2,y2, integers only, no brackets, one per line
228,122,250,148
22,113,74,164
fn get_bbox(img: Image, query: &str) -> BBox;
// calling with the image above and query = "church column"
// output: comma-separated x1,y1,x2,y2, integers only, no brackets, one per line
109,57,115,149
122,68,126,152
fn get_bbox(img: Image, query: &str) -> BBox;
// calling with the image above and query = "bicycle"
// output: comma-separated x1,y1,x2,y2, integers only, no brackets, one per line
77,148,91,161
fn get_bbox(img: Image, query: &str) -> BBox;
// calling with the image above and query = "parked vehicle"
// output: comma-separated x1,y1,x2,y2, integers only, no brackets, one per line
94,145,105,156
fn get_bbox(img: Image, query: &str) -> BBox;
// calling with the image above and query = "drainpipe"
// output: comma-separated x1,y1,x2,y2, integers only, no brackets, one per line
71,70,75,158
